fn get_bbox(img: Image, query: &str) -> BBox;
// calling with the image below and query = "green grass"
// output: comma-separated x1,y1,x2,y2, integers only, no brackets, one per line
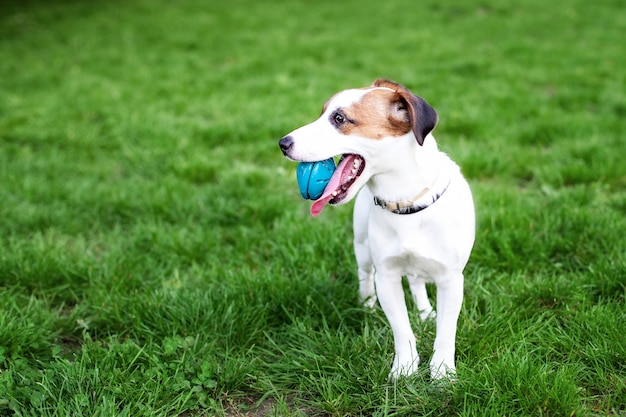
1,0,625,415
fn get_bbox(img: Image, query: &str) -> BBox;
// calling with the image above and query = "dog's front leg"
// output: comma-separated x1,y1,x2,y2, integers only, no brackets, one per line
353,189,377,307
357,261,376,308
354,237,376,308
375,272,418,379
430,273,464,380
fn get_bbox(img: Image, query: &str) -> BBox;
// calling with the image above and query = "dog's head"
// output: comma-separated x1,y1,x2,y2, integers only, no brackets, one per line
279,79,438,216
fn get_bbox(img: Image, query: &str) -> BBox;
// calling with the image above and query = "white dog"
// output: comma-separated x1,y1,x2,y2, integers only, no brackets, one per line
279,79,475,380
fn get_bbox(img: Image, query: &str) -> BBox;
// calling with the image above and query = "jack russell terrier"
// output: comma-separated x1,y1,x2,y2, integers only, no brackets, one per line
279,79,475,380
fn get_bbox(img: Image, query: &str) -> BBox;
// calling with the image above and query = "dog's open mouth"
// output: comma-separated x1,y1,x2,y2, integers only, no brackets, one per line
310,154,365,217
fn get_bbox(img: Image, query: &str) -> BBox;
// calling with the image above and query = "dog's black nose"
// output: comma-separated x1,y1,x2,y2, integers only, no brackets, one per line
279,136,294,155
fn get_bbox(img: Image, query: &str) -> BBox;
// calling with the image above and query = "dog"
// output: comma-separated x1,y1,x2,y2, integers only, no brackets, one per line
279,79,475,380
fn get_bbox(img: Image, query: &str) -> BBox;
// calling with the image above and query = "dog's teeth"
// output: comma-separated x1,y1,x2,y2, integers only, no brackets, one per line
332,191,338,197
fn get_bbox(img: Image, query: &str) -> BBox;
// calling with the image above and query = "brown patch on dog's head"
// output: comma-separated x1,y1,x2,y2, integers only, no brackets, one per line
331,88,413,139
321,79,438,144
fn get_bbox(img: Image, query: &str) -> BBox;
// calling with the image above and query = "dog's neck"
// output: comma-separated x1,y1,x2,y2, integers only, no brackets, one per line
372,173,450,214
367,134,451,214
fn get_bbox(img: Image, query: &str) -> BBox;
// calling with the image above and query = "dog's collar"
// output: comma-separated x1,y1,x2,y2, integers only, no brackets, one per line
373,179,451,215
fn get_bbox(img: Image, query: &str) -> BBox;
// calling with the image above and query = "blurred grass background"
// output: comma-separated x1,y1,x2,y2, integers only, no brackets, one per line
1,0,625,415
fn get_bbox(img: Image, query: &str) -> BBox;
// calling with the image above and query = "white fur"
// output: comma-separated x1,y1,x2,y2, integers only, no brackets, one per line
281,86,475,380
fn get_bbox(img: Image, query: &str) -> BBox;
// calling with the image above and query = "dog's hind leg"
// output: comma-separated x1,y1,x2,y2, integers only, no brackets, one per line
353,189,376,307
430,272,464,380
407,275,435,320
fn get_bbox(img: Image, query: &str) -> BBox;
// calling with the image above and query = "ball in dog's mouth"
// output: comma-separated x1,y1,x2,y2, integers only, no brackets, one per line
296,158,336,200
310,154,365,217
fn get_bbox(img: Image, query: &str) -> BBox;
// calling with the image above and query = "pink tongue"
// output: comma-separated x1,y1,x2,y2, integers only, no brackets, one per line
310,156,353,217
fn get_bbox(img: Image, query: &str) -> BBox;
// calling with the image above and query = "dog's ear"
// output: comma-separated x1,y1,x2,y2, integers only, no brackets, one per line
404,94,438,146
372,79,438,146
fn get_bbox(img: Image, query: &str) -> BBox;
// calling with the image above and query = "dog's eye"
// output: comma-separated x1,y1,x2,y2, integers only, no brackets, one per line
332,112,346,126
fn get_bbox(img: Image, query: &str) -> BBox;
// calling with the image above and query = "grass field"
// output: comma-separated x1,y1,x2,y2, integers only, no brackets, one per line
1,0,625,415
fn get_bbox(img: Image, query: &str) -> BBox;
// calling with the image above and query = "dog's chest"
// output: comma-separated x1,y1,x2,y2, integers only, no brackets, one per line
369,215,448,279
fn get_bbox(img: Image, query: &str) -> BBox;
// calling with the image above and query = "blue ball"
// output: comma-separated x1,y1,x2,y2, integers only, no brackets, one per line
296,158,336,200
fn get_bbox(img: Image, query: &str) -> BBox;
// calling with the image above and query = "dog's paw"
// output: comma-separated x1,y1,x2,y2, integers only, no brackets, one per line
389,354,420,380
429,360,456,381
419,308,436,321
362,295,378,309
